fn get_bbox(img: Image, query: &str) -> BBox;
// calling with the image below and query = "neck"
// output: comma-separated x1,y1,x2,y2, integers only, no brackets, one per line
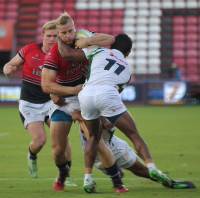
42,45,48,54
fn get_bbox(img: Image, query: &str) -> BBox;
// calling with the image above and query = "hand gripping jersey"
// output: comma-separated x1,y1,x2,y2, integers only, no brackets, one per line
82,46,131,89
18,43,50,103
43,43,89,94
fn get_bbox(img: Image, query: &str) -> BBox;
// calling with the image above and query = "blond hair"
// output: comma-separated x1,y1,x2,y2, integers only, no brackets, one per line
42,20,57,33
56,11,74,28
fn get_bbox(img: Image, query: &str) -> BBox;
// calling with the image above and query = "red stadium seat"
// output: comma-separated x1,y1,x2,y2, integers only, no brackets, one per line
65,1,75,9
186,33,197,40
173,41,185,49
112,17,123,25
7,3,18,11
186,58,198,65
75,10,87,18
186,25,197,32
186,16,197,24
173,33,185,40
74,18,87,26
40,3,51,10
173,25,185,32
100,25,111,34
113,9,124,17
64,10,75,18
0,3,6,10
111,25,122,35
52,2,63,10
100,17,111,25
39,11,51,19
0,11,5,19
101,10,112,18
89,10,100,18
87,25,99,33
186,50,197,57
174,57,185,65
187,74,199,82
173,16,184,24
88,18,98,25
186,41,197,48
173,49,185,57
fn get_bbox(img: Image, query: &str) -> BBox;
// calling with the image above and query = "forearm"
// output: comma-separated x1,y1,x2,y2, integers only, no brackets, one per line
57,37,71,59
89,34,115,46
42,81,75,95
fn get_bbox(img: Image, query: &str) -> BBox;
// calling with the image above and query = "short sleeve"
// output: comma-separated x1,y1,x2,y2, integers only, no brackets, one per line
82,45,102,59
18,45,29,60
43,51,60,71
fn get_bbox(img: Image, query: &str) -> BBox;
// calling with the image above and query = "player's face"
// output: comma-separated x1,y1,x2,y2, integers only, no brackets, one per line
42,29,58,51
58,21,76,45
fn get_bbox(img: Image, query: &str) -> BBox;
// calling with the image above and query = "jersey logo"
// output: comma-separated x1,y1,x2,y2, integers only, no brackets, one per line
47,52,52,56
109,52,128,66
111,106,123,112
32,54,41,61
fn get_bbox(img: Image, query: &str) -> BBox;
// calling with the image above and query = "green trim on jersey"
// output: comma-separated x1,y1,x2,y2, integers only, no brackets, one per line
117,75,132,88
87,50,104,80
87,47,102,58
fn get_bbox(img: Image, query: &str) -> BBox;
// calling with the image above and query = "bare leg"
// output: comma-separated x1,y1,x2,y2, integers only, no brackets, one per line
28,121,47,154
115,111,152,163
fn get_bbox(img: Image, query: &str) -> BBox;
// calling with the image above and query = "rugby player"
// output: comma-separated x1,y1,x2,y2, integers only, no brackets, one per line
3,21,76,184
42,12,127,192
73,110,196,190
55,33,174,190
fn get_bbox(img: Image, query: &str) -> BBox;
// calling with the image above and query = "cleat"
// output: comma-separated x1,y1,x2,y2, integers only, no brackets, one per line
54,165,69,191
65,177,77,186
171,180,196,189
114,184,129,193
149,168,172,187
27,154,38,178
83,179,98,193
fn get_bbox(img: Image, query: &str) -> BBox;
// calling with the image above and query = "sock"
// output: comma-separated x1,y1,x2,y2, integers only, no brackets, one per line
104,162,123,187
29,147,37,160
84,174,93,184
56,161,68,181
66,160,71,169
147,162,158,170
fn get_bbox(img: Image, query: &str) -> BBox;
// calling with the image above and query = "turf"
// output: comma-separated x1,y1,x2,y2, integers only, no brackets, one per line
0,106,199,198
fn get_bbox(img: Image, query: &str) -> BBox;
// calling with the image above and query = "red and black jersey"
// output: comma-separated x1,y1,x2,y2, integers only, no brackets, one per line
43,43,89,95
18,43,50,103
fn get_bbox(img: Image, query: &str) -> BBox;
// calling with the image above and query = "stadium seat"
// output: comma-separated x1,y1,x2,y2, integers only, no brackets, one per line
136,58,147,65
88,1,100,9
87,25,99,33
148,66,161,74
123,26,135,33
40,3,51,10
112,17,123,25
111,26,122,35
149,17,160,24
136,41,147,49
113,0,125,9
100,26,111,34
100,17,111,25
125,9,136,17
123,17,135,25
150,1,161,8
75,10,87,18
136,17,148,24
7,3,18,11
173,41,185,49
173,49,185,57
173,16,185,24
174,0,185,8
76,1,88,9
186,41,197,48
186,58,198,65
113,9,124,17
138,9,149,16
174,33,185,40
0,3,6,11
87,18,98,26
186,25,197,32
136,25,148,32
186,33,197,40
136,33,148,40
149,25,161,32
162,1,173,8
149,9,161,16
89,10,100,18
148,49,160,57
148,58,160,65
186,16,197,24
100,10,112,17
100,1,112,9
135,66,148,74
148,41,160,49
187,74,199,82
52,2,63,10
173,25,185,32
186,50,197,57
65,1,75,9
125,1,136,9
174,57,185,65
149,33,160,40
135,50,147,57
186,1,198,8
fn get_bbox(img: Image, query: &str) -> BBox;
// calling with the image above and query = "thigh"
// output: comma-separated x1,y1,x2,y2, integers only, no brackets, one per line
50,121,72,150
28,121,46,141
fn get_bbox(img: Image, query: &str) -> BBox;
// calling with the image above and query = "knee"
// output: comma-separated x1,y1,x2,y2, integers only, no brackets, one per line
33,135,47,149
52,145,65,158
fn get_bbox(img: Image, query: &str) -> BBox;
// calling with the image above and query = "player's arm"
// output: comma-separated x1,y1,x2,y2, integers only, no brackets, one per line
75,33,115,49
42,68,82,95
3,54,24,76
57,36,87,61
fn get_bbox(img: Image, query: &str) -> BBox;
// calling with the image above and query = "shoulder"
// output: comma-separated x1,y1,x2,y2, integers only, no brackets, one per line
24,43,40,51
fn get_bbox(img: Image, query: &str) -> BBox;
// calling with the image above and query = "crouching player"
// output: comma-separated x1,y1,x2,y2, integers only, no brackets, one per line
73,110,196,190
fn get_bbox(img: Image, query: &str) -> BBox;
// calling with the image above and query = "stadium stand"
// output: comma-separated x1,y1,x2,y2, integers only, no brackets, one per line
0,0,199,83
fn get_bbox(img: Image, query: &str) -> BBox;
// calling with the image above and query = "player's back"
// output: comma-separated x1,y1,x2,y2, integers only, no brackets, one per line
83,47,131,88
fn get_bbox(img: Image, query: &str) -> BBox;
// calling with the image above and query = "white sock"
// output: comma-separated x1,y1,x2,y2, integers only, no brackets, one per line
147,163,158,170
84,174,93,183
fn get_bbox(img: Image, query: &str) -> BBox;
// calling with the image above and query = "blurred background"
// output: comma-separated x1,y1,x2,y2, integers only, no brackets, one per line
0,0,200,106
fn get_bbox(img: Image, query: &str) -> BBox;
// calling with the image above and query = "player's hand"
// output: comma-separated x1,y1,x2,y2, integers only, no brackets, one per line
72,109,84,122
50,94,66,107
3,65,17,76
75,37,90,49
81,66,88,78
73,84,83,95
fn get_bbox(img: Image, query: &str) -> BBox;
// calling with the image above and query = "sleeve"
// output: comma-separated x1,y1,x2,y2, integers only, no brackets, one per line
18,45,30,60
82,45,102,59
43,51,60,71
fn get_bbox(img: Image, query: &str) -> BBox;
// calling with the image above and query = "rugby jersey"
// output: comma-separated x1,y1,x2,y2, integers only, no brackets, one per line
18,43,50,103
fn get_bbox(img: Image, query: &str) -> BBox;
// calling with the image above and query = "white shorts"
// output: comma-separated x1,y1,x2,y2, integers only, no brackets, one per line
49,96,80,119
94,136,136,173
19,100,51,129
78,85,127,120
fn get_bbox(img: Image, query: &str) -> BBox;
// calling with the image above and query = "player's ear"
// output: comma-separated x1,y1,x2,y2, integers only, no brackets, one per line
125,50,131,58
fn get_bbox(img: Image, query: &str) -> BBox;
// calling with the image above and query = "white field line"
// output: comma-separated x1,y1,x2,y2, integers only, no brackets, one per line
0,132,10,137
0,178,199,181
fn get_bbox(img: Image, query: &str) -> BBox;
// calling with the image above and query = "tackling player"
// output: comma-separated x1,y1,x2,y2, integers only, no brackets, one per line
3,21,76,184
42,12,127,192
73,110,196,190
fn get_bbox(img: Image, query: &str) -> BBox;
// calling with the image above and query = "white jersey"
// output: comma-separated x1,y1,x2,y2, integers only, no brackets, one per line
82,46,131,89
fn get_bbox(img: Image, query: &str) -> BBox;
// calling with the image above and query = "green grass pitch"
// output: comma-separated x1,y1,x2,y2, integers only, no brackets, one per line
0,105,199,198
